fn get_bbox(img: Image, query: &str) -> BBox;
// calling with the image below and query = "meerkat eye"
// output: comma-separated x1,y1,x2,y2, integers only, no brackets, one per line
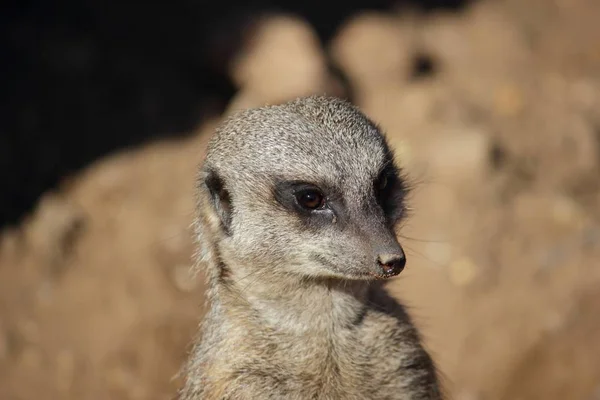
295,189,326,210
375,171,392,196
378,174,388,190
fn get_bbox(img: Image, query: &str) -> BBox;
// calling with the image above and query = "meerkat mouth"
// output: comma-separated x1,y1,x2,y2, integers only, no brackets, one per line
369,263,404,279
369,271,401,280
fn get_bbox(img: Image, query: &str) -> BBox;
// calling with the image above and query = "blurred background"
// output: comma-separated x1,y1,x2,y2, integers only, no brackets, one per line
1,0,600,399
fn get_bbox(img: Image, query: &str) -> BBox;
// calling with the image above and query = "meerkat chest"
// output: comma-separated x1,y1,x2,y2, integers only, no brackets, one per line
221,318,424,399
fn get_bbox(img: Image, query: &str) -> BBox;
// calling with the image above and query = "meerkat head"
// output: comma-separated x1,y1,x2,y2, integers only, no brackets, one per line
196,96,409,283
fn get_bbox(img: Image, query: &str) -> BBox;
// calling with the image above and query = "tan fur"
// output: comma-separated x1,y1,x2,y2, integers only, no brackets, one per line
179,96,442,399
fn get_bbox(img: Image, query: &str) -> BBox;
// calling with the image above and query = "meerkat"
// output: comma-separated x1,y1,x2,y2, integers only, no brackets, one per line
179,96,442,400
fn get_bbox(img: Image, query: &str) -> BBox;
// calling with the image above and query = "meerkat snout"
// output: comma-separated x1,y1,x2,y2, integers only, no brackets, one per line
377,252,406,277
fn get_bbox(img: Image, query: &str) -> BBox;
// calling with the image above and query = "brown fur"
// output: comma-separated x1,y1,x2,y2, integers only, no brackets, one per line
179,96,442,399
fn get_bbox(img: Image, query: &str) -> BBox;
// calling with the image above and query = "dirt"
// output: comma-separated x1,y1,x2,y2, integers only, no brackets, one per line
1,0,600,399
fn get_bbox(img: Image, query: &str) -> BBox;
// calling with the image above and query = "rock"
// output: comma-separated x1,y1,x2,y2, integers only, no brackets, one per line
159,225,190,255
551,195,585,227
449,257,478,286
25,193,85,266
0,227,22,261
425,241,453,268
55,349,75,392
423,127,493,183
0,323,7,360
569,78,598,112
228,15,332,112
17,346,42,369
330,12,415,91
171,264,198,293
493,82,525,117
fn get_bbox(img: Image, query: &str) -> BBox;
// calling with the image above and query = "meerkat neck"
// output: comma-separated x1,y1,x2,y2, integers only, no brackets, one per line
213,262,373,334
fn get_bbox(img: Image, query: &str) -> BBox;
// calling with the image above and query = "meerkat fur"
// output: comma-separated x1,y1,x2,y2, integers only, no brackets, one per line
180,96,442,400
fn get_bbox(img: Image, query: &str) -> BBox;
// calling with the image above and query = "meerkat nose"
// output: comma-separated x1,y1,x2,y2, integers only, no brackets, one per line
377,253,406,277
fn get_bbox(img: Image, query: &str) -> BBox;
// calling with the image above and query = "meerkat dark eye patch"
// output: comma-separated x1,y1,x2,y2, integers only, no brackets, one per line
375,165,407,224
378,174,389,191
375,167,395,199
204,169,233,234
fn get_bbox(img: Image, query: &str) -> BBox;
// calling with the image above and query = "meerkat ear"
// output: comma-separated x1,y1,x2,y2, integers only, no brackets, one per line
204,169,233,235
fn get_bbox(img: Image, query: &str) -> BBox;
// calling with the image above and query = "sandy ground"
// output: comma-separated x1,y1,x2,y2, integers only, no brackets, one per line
1,0,600,399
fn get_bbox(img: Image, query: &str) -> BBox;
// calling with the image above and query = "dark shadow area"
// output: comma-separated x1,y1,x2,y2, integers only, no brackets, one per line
0,0,473,227
410,52,438,80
